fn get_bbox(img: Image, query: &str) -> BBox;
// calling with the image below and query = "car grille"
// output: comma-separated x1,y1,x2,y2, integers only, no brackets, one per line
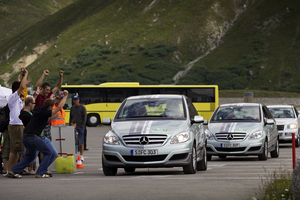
123,155,167,162
215,133,246,140
215,147,246,152
122,134,167,146
277,125,284,131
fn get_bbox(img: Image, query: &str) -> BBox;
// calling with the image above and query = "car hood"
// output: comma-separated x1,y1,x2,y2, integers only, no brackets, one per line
207,122,262,134
111,120,187,137
274,118,297,125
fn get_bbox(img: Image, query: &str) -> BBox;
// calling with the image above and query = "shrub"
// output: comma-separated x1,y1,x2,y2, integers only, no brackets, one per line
55,52,62,57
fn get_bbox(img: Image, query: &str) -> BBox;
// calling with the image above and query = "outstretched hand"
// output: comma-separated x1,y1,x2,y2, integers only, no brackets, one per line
44,70,50,76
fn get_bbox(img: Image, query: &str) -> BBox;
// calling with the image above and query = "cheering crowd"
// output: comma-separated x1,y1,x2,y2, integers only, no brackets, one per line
2,67,87,178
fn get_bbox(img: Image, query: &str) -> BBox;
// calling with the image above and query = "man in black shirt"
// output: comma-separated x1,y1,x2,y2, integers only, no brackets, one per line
8,90,69,178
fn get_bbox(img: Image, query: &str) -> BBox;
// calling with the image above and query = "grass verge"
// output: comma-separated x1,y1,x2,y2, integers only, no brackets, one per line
259,167,293,200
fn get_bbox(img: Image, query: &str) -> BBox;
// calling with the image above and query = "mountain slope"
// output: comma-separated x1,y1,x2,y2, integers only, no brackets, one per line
0,0,76,42
1,0,299,94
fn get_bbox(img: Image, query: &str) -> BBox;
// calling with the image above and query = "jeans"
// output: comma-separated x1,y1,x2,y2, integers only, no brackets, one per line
10,135,57,176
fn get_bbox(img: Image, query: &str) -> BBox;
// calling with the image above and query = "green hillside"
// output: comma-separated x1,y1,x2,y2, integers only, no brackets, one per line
0,0,76,42
0,0,299,95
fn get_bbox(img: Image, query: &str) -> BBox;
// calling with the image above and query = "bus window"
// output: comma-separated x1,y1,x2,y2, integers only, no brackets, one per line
160,88,187,95
187,88,215,102
106,88,138,102
79,88,105,105
138,88,160,95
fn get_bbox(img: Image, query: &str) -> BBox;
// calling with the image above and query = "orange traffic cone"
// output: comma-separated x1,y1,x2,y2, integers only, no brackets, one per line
76,155,85,169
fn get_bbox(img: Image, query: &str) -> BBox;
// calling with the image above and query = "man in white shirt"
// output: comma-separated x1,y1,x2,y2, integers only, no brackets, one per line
7,67,29,171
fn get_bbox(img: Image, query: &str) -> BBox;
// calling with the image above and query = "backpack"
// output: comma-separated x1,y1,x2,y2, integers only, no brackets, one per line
0,104,10,132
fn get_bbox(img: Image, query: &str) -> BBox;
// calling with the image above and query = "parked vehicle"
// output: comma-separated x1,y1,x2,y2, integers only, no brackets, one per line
205,103,279,161
102,94,207,176
267,105,300,147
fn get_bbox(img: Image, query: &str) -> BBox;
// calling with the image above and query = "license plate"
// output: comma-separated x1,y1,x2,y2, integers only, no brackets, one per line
131,149,158,156
221,143,240,148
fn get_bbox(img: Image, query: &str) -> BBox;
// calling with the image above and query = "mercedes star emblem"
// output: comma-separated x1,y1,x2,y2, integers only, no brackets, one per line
139,136,149,145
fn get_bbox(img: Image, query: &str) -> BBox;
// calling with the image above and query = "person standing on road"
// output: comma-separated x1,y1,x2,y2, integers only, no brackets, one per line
18,96,38,175
35,69,63,140
7,67,29,172
51,91,66,127
69,95,87,161
8,90,69,178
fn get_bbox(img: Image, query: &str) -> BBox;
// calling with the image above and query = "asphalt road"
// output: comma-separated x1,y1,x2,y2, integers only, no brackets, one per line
1,126,297,200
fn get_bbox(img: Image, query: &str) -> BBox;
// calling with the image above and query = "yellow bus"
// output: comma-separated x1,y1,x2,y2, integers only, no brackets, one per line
61,82,219,126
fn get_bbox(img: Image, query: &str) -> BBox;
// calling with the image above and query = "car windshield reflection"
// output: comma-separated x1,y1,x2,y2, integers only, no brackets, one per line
116,98,186,120
210,105,261,122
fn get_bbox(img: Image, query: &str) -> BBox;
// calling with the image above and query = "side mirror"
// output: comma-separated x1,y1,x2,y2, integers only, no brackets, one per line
266,119,275,125
102,118,111,125
192,116,204,124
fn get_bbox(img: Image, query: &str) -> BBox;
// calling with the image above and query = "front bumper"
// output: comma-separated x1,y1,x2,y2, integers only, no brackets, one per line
207,139,265,156
278,130,298,142
102,142,193,168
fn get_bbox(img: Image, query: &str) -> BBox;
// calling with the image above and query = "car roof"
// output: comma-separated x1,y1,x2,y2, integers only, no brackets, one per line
220,103,261,107
267,105,293,108
127,94,184,100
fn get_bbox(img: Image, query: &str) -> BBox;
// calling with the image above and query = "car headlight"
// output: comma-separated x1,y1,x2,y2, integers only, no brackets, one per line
287,124,297,129
171,132,189,144
205,129,215,140
103,132,120,145
249,131,263,140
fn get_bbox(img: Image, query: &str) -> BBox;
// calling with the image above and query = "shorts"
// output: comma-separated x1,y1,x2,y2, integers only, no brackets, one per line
8,124,25,154
76,127,85,145
2,129,10,158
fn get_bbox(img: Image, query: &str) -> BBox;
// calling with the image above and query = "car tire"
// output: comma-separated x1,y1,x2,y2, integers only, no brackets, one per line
295,135,300,148
124,167,136,173
258,140,268,161
218,155,226,159
183,144,197,174
197,146,207,171
270,139,279,158
102,157,118,176
207,155,212,161
86,114,100,127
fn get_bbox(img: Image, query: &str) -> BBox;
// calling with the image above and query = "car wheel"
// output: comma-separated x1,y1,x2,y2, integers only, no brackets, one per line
207,155,212,161
197,146,207,171
296,135,300,148
218,155,227,159
124,167,136,173
86,114,100,127
102,157,118,176
258,140,268,161
270,139,279,158
183,144,197,174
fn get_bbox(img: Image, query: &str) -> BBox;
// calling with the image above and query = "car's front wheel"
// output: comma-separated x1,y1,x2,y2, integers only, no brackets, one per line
102,157,118,176
258,140,268,161
183,144,197,174
270,139,279,158
197,146,207,171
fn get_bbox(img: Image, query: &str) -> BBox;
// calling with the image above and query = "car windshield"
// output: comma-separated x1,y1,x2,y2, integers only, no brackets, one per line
211,105,261,122
116,98,185,120
268,107,295,118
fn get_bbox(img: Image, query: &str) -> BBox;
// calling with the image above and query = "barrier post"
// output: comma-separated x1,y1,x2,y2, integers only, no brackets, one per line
292,133,296,169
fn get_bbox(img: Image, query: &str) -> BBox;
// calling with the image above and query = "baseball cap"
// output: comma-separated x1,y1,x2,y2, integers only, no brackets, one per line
73,95,79,100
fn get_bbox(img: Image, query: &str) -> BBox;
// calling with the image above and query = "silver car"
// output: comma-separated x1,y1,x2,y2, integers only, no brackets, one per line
102,94,207,176
267,105,300,147
205,103,279,161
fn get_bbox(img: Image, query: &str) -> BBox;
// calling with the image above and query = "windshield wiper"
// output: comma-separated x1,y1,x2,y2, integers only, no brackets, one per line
129,115,164,118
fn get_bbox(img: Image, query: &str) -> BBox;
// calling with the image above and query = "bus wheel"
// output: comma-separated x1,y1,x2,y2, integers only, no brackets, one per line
86,114,100,127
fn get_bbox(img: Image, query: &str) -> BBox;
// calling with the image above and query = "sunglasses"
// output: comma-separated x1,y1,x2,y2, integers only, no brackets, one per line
31,102,36,104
